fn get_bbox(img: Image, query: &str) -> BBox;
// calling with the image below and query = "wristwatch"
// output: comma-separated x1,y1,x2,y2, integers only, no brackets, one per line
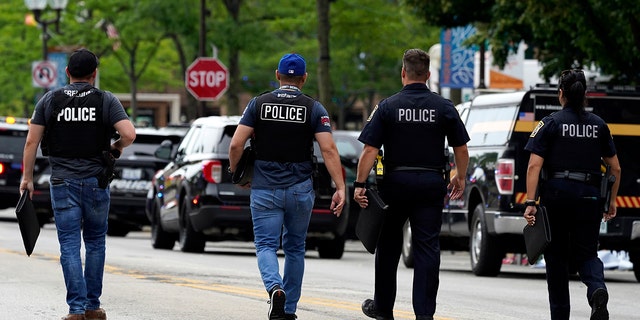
353,181,366,188
524,200,537,207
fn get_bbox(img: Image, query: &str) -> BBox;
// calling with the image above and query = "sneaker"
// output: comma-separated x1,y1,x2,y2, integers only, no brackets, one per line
361,299,394,320
284,314,297,320
590,288,609,320
268,286,286,320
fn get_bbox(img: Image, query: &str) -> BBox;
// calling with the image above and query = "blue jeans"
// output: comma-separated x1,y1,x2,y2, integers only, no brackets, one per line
51,177,110,315
250,178,314,314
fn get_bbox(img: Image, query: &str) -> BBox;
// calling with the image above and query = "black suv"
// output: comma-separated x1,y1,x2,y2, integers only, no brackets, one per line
401,85,640,282
146,116,349,258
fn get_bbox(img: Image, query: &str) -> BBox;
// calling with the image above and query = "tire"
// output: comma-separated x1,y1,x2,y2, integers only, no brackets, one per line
151,201,176,250
629,250,640,283
178,201,205,253
107,221,130,237
402,220,414,268
317,237,345,259
469,203,504,277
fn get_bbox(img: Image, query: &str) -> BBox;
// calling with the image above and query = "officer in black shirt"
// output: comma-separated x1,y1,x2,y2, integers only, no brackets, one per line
524,69,621,320
354,48,470,320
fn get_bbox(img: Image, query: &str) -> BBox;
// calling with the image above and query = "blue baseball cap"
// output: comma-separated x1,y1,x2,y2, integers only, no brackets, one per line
278,53,306,76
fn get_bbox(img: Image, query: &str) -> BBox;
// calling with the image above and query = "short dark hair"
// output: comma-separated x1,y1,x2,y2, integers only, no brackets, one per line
403,48,430,79
67,48,99,78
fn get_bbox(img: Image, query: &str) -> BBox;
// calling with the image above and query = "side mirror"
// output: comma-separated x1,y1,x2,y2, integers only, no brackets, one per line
154,140,173,160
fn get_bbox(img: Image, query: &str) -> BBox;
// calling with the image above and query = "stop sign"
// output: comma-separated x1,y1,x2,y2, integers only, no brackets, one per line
185,57,229,101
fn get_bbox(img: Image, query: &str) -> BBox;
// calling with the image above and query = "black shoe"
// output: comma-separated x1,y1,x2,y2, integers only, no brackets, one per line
268,286,286,320
361,299,394,320
284,314,297,320
416,316,433,320
590,288,609,320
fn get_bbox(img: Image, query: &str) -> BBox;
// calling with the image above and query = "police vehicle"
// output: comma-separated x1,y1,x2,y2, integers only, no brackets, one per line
146,116,349,258
401,85,640,282
106,126,187,236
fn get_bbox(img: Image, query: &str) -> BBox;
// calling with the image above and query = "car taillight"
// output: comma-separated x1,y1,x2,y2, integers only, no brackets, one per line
0,163,4,174
202,160,222,183
495,159,514,195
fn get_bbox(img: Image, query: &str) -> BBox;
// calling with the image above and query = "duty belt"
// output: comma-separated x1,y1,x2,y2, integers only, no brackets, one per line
390,166,442,173
551,171,599,184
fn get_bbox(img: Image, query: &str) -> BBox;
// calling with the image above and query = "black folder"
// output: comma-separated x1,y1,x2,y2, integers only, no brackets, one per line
15,191,40,256
355,188,389,254
523,205,551,265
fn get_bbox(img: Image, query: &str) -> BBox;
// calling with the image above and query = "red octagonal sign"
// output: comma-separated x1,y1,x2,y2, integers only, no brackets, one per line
186,57,229,101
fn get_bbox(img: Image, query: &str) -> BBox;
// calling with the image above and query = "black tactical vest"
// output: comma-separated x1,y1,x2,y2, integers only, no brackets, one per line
44,86,106,158
383,99,447,170
253,92,315,162
544,109,603,174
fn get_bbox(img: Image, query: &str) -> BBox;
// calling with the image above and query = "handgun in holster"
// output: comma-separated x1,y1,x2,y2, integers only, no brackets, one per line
600,164,616,212
98,150,117,189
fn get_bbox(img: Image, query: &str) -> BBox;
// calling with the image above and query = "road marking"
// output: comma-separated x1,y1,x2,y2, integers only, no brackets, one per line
1,248,452,319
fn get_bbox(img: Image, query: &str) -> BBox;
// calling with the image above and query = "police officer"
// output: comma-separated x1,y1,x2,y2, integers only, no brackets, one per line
523,69,621,320
354,48,470,320
20,48,135,320
229,53,345,320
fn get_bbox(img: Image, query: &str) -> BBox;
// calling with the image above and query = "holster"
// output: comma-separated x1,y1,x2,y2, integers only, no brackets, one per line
600,165,616,212
98,150,116,189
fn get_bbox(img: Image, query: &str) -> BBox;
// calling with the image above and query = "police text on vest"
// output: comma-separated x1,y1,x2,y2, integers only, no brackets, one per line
57,107,96,122
261,103,306,123
561,124,598,138
397,108,436,123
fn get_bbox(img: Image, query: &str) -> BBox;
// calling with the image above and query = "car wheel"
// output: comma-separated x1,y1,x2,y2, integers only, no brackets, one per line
469,203,503,277
317,236,345,259
178,200,205,253
401,220,414,268
151,201,176,250
107,220,130,237
629,250,640,282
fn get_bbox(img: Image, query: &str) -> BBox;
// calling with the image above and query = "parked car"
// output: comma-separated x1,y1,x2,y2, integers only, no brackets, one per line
146,116,349,258
105,126,187,236
401,84,640,282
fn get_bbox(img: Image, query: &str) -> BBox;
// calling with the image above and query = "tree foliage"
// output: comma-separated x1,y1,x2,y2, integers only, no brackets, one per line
406,0,640,83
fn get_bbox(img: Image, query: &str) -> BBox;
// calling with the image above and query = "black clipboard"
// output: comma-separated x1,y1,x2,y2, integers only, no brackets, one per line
355,188,389,254
523,205,551,265
15,191,41,256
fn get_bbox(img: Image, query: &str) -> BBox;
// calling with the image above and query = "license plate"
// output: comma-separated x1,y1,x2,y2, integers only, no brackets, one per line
599,221,608,234
121,168,142,180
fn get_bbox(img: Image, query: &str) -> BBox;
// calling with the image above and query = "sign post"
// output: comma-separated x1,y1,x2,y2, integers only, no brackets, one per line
185,58,229,101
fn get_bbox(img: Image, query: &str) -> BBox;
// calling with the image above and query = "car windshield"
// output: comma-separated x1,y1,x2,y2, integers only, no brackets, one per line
465,105,518,147
121,133,183,158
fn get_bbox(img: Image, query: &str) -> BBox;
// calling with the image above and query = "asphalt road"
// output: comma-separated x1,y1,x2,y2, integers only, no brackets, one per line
0,208,637,320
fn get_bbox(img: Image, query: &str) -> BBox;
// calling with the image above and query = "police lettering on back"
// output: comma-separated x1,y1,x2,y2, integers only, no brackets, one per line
57,89,97,122
396,108,436,123
260,103,306,123
562,123,599,138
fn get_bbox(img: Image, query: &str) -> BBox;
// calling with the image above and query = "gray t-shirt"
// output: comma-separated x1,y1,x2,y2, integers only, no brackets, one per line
30,82,130,179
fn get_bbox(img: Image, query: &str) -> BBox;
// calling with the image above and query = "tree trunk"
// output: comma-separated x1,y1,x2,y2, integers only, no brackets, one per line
317,0,335,125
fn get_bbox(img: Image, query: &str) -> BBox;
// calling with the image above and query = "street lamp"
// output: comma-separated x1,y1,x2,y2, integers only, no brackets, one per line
24,0,69,61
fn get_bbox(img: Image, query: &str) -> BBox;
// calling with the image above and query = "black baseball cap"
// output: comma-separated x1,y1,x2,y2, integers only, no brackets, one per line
67,48,99,78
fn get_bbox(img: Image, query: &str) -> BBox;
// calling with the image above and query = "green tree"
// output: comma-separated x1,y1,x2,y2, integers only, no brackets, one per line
406,0,640,83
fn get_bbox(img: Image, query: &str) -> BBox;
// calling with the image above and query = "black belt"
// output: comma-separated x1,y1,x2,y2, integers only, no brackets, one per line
551,171,598,184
